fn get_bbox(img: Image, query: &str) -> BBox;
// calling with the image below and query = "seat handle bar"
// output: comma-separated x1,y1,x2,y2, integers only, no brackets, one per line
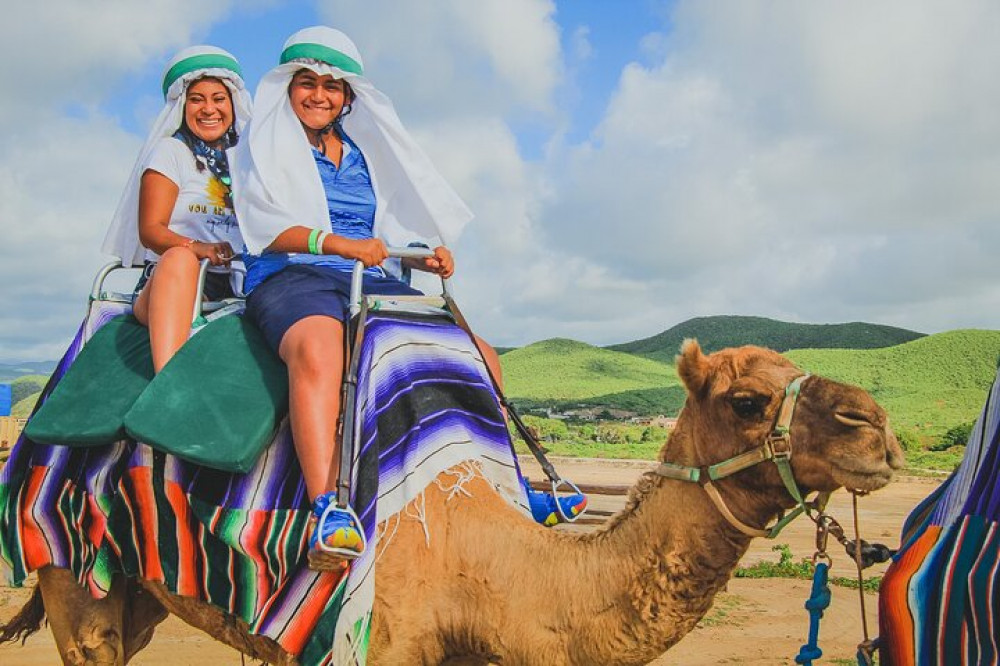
349,247,451,317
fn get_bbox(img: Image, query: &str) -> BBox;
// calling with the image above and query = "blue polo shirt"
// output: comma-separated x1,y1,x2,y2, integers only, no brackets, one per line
244,133,382,293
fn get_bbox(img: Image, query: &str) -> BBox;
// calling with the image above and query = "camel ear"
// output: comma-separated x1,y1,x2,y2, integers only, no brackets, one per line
677,339,710,396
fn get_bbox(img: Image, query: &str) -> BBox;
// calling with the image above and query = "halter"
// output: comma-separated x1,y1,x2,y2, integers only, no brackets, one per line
654,374,827,538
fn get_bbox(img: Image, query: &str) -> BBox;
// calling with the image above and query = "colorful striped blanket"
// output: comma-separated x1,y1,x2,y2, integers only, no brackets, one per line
0,301,527,665
879,366,1000,665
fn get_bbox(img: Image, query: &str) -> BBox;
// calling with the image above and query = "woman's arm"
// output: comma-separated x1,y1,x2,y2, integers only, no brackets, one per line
265,227,389,267
137,170,233,265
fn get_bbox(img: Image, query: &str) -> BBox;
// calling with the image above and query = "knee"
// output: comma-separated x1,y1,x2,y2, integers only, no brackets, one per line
282,334,340,379
157,246,200,278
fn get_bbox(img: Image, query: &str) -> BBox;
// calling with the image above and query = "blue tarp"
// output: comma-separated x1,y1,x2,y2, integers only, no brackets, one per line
0,384,10,417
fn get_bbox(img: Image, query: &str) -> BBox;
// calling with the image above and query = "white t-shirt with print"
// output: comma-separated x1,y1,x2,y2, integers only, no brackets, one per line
143,137,243,268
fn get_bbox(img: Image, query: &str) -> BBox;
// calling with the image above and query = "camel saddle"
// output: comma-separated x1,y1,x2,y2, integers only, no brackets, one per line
24,313,288,473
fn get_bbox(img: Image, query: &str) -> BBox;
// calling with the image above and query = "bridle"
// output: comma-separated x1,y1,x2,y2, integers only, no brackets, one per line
653,374,828,538
653,372,888,661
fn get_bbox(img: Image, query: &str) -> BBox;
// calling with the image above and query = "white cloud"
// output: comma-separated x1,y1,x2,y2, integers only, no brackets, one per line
570,25,593,62
319,0,561,117
0,1,238,362
5,0,1000,360
0,1,236,123
537,0,1000,342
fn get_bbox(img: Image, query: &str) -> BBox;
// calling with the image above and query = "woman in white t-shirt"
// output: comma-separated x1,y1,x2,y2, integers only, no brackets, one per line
103,46,252,371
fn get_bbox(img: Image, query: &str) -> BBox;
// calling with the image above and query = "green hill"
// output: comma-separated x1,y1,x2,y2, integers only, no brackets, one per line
609,315,925,361
12,392,41,418
501,338,686,414
502,329,1000,442
11,375,47,405
786,329,1000,438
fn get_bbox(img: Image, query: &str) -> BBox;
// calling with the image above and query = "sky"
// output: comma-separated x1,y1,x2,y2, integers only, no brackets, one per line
3,0,1000,363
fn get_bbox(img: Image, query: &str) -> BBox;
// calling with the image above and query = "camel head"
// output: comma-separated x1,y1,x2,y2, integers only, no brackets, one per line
669,339,904,516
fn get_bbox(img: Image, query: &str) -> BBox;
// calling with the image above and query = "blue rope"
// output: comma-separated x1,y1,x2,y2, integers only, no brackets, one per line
795,562,831,665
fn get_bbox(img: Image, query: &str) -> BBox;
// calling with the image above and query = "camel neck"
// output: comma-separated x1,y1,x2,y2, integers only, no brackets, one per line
557,473,755,663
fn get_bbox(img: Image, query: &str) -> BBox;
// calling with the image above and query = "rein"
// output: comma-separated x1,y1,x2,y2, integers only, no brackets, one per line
653,374,826,538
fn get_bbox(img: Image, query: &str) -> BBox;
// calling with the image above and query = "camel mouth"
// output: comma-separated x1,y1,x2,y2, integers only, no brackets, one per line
829,460,895,493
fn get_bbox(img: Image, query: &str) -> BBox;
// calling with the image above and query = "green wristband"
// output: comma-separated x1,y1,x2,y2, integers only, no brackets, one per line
307,229,321,255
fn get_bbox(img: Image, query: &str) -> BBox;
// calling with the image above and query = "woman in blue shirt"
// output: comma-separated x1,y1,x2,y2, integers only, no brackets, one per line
233,27,489,570
233,27,582,571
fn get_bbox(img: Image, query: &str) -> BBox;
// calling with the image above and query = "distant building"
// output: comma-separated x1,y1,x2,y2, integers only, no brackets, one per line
649,416,678,429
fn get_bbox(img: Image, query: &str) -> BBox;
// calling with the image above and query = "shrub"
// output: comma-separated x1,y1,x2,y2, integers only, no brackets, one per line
931,420,975,451
893,428,923,452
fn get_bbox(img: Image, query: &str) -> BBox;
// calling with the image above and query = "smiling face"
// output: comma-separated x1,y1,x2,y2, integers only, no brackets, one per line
183,77,234,145
288,69,351,131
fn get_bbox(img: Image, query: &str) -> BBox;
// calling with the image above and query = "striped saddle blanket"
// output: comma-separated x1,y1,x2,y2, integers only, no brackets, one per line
879,365,1000,665
0,301,527,665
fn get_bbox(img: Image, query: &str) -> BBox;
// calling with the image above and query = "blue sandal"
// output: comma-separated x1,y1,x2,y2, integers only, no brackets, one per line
523,478,588,527
307,492,366,570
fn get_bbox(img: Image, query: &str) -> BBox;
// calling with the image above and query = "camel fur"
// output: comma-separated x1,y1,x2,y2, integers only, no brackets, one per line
1,340,904,665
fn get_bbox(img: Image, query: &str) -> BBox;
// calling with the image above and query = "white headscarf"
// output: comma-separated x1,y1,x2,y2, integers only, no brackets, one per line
102,45,253,267
231,26,473,255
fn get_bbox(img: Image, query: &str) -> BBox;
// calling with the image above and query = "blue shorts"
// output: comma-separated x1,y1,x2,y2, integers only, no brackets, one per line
245,264,422,352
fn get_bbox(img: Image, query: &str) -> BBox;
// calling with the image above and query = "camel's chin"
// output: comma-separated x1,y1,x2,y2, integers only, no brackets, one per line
830,463,895,493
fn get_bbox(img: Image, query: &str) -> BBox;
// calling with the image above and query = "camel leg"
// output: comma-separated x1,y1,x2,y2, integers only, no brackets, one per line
37,566,126,665
121,578,168,662
138,579,296,665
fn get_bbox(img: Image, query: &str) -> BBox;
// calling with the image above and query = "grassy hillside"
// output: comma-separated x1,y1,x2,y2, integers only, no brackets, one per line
12,393,41,418
501,338,684,413
609,315,924,361
11,375,47,405
503,329,1000,445
786,329,1000,439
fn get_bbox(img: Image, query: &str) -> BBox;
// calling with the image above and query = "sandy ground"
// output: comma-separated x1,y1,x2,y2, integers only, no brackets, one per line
0,457,942,665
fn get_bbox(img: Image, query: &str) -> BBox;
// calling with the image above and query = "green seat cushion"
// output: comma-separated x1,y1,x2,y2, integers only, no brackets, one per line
123,315,289,473
25,315,154,447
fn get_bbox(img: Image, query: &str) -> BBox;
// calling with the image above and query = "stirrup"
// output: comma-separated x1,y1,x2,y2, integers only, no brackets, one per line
551,478,587,523
314,502,367,561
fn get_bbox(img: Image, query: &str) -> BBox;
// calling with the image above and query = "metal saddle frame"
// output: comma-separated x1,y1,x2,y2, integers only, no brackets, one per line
334,247,584,523
89,258,246,326
90,252,581,522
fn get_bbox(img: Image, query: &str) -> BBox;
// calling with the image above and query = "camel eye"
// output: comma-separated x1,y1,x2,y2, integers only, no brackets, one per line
730,395,765,420
835,411,873,427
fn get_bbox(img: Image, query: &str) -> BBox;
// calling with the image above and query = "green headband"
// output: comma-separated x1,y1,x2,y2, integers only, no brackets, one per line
162,54,242,98
280,43,363,75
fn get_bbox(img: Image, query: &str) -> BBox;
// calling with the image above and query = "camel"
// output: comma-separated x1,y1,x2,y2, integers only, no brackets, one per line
1,339,904,665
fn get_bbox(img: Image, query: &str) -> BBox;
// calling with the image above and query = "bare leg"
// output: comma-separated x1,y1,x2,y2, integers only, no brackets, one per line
474,335,504,390
132,247,200,373
278,315,345,502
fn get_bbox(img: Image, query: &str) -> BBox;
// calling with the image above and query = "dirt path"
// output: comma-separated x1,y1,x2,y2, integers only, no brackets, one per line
0,458,942,665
